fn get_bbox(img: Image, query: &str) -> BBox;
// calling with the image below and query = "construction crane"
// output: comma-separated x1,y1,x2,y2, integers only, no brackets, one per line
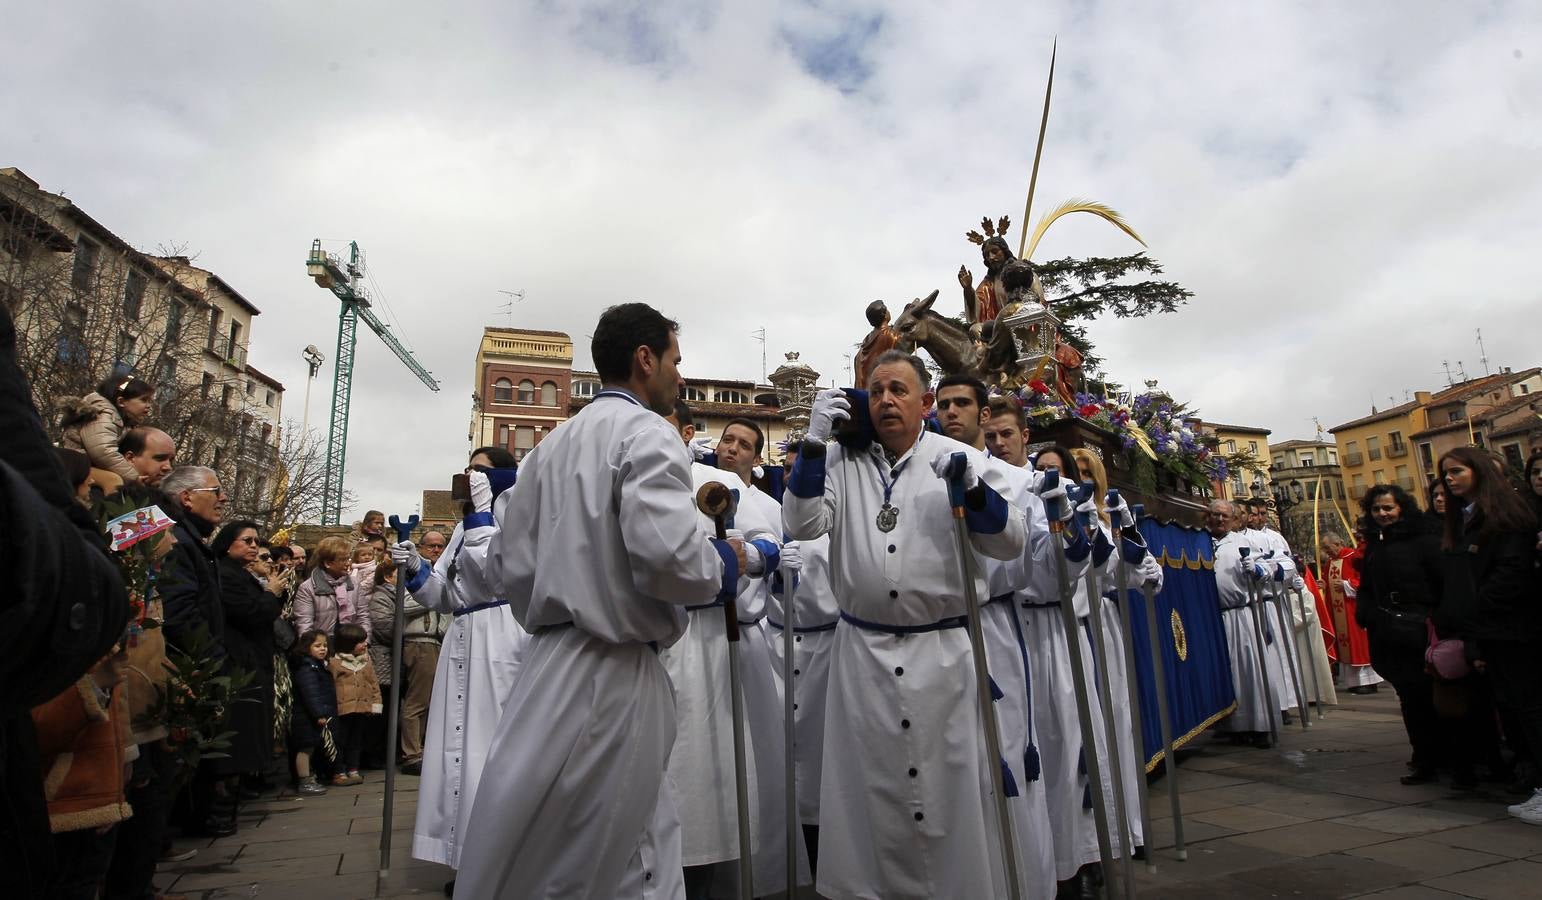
306,239,440,524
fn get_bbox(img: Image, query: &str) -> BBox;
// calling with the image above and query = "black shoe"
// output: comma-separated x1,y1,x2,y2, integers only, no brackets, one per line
1400,768,1439,785
401,760,423,776
1251,733,1273,749
1347,685,1378,695
193,817,237,838
1074,864,1101,900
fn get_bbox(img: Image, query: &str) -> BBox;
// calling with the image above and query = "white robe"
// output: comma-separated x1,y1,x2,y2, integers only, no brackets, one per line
1246,528,1304,712
766,534,837,825
454,389,731,900
1213,531,1286,734
784,431,1025,900
409,519,530,869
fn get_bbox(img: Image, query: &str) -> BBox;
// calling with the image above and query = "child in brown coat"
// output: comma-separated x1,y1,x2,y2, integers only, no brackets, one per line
328,622,382,786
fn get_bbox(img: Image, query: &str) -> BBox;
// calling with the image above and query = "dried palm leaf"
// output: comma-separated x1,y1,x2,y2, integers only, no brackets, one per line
1023,199,1147,260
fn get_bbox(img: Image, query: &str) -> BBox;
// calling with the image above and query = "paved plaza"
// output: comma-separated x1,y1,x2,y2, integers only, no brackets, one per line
153,690,1541,899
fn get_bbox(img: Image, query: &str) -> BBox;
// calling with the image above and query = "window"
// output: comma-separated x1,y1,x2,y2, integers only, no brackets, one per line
715,389,750,405
123,270,145,320
71,237,99,291
260,422,273,443
1327,450,1338,465
1224,440,1236,454
514,426,535,460
681,386,707,402
572,380,598,398
1418,442,1434,470
1447,410,1463,423
1248,440,1258,454
1366,436,1381,460
1336,481,1345,499
1388,430,1405,451
157,356,177,389
58,304,87,364
497,423,510,447
1521,384,1531,395
227,320,242,361
116,332,136,369
207,308,222,351
1372,469,1386,485
517,379,535,404
493,378,513,404
1272,455,1286,469
265,390,275,407
221,384,233,409
245,379,255,396
201,372,215,399
541,381,557,406
1299,453,1314,468
1395,464,1410,487
1503,442,1524,470
166,301,184,342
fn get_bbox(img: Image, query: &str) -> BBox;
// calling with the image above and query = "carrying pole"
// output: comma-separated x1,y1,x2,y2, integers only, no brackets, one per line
380,513,419,874
1264,560,1310,732
1077,486,1136,899
1109,492,1156,874
1043,471,1121,897
944,453,1023,900
780,564,799,898
697,484,755,900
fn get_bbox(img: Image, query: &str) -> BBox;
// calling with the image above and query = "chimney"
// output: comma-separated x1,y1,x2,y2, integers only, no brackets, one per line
1414,390,1432,406
1501,366,1512,374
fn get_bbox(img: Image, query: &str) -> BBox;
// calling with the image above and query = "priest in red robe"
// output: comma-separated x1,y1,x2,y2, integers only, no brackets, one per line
1321,533,1382,693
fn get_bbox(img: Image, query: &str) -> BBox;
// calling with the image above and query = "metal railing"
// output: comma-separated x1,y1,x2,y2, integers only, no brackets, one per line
1344,451,1363,466
1386,444,1408,458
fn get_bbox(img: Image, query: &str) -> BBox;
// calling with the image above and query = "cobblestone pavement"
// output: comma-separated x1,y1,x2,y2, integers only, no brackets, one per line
154,690,1542,898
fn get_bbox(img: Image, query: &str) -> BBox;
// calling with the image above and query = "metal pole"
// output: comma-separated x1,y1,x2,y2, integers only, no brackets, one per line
1108,494,1155,874
1078,500,1136,899
1265,567,1310,732
944,453,1022,900
380,514,418,874
1239,548,1279,746
1140,579,1186,860
781,568,798,898
1044,471,1120,897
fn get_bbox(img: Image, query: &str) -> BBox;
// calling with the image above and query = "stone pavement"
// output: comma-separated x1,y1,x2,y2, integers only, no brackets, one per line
154,690,1542,898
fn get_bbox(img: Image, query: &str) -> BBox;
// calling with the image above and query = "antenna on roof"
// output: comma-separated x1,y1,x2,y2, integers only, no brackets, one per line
1457,360,1468,381
1443,360,1454,386
1476,329,1491,376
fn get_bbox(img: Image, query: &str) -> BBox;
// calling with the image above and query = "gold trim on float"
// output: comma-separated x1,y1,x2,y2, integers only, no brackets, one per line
1142,701,1239,774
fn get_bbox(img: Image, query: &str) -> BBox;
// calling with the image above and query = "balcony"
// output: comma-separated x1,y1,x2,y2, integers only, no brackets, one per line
1387,444,1408,458
1367,447,1382,461
1344,451,1364,466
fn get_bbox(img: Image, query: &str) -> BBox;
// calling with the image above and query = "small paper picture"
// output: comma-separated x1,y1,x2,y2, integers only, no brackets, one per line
107,506,176,551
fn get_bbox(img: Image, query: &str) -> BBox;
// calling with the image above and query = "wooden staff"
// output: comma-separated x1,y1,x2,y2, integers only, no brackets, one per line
380,513,419,874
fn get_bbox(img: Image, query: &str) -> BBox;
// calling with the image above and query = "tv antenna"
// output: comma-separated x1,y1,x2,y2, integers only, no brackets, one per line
751,326,767,384
496,289,524,325
1476,328,1491,376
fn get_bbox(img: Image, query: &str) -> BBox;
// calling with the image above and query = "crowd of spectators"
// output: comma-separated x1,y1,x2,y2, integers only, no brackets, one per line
1353,445,1542,822
1,298,450,898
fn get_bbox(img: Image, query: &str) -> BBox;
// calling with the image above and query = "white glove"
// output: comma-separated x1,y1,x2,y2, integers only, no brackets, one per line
469,470,493,514
806,388,851,442
1038,480,1075,522
390,541,422,573
1074,496,1099,525
780,541,803,574
689,435,714,461
1108,493,1136,529
1138,553,1163,589
752,464,764,480
930,452,978,490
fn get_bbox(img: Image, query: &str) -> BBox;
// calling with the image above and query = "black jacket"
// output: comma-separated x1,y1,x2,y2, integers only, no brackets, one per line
160,515,226,658
0,299,128,897
215,557,282,773
1356,516,1443,632
289,655,337,748
1434,509,1541,643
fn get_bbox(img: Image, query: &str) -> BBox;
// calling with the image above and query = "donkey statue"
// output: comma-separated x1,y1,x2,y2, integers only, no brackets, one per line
891,289,989,382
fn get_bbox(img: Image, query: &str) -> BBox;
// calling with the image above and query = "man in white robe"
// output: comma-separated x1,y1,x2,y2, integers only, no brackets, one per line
783,350,1026,900
1210,499,1285,746
453,303,746,900
1241,501,1303,715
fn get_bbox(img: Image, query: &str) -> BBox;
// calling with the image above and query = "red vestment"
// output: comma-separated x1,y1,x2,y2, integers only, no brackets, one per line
973,281,1001,324
1324,547,1374,669
1300,566,1338,663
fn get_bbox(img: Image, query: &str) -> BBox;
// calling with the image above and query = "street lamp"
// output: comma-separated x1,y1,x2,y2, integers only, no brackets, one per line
300,345,325,441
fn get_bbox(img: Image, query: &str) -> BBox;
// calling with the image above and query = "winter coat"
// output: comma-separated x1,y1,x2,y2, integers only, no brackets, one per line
30,678,133,832
57,392,137,483
215,557,282,773
329,652,382,716
292,568,362,638
289,655,337,749
1356,516,1443,641
160,514,226,659
1434,507,1542,643
367,579,445,686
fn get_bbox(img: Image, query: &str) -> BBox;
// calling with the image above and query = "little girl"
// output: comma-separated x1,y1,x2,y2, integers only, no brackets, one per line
289,629,336,796
329,622,383,786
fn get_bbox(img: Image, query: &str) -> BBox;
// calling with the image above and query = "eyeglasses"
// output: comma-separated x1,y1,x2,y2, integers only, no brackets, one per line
422,543,446,550
257,554,272,562
189,486,226,496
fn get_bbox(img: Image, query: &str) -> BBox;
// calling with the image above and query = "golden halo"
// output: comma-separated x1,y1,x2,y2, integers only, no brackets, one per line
1170,609,1189,662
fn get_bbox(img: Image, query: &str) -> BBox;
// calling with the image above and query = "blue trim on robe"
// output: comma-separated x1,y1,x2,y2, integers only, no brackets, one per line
462,511,495,530
1091,528,1114,567
710,538,739,601
452,599,509,618
838,610,967,635
750,538,780,574
961,482,1008,535
405,561,433,593
1063,528,1092,562
1120,535,1148,565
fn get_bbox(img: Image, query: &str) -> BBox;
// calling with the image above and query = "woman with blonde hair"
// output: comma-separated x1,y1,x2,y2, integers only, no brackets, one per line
293,535,366,637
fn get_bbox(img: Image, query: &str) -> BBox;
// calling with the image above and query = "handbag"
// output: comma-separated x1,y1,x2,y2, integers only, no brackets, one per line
273,614,299,653
1425,618,1469,680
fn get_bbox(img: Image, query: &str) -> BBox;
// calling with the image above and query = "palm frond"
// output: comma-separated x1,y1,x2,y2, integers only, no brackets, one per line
1024,199,1147,260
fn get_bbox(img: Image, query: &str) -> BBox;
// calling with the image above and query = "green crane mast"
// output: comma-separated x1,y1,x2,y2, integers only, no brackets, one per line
305,240,440,525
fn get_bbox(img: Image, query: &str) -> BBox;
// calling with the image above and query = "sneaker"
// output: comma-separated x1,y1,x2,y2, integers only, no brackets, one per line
330,773,351,787
160,847,198,863
1507,789,1542,817
345,771,365,786
296,777,328,797
1516,805,1542,826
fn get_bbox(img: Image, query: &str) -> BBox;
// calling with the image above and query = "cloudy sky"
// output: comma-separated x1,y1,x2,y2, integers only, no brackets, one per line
4,2,1539,519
